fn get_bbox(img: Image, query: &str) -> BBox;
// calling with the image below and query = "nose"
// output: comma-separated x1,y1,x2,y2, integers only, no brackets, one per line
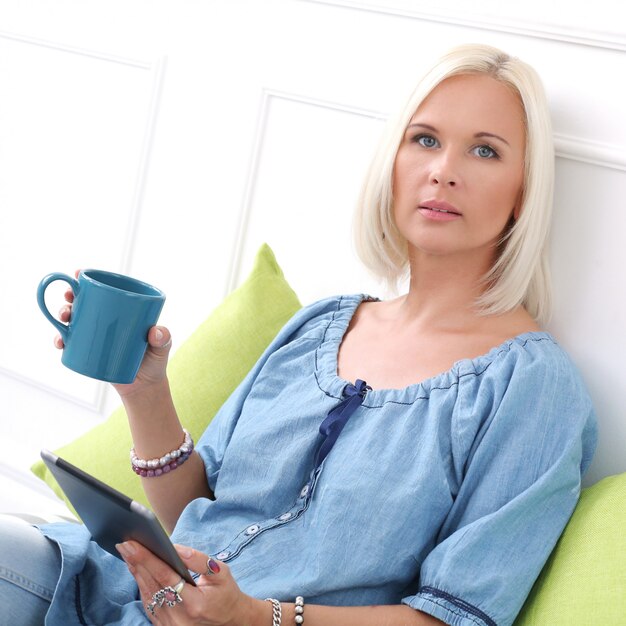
430,173,456,187
428,151,459,188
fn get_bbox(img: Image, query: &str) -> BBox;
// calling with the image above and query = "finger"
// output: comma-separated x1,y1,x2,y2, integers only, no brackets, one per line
129,564,161,623
58,305,72,323
114,551,155,617
174,546,248,624
54,335,64,350
133,568,170,624
117,542,185,620
64,287,75,304
175,545,225,583
148,326,173,352
116,542,179,585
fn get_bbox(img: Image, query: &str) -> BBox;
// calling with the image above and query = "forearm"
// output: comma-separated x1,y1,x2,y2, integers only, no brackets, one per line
121,377,213,532
247,599,445,626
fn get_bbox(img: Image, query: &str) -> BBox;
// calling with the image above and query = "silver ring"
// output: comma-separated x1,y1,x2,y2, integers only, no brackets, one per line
146,582,184,614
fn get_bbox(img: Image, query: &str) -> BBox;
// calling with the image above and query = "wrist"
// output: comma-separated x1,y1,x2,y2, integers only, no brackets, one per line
238,596,272,626
119,379,176,421
121,378,185,460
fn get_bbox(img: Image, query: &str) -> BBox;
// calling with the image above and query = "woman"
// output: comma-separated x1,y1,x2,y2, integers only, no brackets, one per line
1,44,596,626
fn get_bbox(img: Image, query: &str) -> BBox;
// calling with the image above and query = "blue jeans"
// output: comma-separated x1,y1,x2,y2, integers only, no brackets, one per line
0,515,61,626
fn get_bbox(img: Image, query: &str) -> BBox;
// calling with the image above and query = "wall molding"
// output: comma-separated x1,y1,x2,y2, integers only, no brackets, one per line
119,55,168,273
225,89,388,294
0,29,152,68
301,0,626,52
555,134,626,171
0,364,105,413
0,460,62,502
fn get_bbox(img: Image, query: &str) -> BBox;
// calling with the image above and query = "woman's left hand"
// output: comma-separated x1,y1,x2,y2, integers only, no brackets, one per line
116,541,266,625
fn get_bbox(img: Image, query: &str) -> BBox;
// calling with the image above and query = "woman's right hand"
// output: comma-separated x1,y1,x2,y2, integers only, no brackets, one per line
112,325,173,399
53,282,173,399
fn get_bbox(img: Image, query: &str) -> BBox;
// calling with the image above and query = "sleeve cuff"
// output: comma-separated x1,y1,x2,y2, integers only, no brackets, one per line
403,587,497,626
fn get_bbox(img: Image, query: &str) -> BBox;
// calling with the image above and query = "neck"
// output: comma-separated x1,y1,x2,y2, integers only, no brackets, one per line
398,249,495,329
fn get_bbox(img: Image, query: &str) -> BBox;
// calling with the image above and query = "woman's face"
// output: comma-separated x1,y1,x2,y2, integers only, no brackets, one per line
392,73,526,268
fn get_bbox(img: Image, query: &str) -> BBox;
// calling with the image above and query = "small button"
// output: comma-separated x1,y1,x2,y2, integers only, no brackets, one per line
278,512,293,521
216,551,230,560
245,524,260,536
300,484,310,498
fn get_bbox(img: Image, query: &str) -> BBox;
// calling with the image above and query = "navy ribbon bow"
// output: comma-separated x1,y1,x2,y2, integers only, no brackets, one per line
314,379,370,470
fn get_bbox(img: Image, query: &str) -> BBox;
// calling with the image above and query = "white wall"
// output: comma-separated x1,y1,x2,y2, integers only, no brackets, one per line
0,0,624,513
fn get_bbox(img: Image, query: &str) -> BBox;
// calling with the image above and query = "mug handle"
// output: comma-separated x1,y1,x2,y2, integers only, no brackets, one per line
36,272,80,345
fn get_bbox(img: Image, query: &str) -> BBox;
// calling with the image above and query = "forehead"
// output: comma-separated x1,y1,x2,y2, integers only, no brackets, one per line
412,73,525,142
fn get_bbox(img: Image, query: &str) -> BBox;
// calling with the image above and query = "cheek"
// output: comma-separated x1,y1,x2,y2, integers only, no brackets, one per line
392,149,423,197
489,170,524,215
391,152,407,193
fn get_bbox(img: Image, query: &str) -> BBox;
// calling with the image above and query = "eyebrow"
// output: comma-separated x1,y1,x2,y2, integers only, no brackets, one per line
407,123,511,147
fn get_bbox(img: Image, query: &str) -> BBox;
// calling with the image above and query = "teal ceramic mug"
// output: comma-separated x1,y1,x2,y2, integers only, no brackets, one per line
37,270,166,383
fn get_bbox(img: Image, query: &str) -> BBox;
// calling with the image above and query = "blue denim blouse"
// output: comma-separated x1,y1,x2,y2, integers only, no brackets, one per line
41,294,597,626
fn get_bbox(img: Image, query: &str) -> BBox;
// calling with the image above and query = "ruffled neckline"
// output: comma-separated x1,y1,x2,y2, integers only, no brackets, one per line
314,294,555,406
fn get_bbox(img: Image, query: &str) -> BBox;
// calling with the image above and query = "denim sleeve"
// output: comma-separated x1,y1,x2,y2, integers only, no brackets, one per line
403,342,598,626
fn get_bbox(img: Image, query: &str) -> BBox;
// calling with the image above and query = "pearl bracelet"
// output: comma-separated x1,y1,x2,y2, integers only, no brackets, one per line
130,429,194,477
294,596,305,624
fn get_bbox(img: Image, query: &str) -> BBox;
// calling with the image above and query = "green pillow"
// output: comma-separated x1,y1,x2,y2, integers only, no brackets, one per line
31,244,301,512
515,472,626,625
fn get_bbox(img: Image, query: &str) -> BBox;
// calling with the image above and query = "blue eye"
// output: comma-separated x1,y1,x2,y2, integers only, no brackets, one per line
474,144,499,159
414,134,439,148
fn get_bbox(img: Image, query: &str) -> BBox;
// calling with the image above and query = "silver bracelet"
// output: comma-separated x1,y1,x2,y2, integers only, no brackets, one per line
294,596,305,624
265,598,282,626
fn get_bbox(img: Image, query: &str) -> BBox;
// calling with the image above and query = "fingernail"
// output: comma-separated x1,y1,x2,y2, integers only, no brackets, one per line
155,328,163,342
179,547,193,559
116,542,135,558
116,543,128,558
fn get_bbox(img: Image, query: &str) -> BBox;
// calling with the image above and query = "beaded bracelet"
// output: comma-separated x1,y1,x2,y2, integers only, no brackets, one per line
265,598,282,626
130,429,194,477
294,596,304,624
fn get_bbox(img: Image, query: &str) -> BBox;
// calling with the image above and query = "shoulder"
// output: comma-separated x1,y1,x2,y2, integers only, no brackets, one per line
458,331,596,425
464,331,584,390
281,293,372,341
458,332,597,471
466,332,594,418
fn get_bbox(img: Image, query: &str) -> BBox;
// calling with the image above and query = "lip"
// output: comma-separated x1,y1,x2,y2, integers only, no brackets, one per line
418,199,462,221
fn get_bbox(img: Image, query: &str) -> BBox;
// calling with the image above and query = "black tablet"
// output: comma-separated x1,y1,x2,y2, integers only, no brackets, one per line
40,449,196,585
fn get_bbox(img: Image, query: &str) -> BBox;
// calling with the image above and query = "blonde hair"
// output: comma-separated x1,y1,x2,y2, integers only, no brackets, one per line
353,43,554,324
